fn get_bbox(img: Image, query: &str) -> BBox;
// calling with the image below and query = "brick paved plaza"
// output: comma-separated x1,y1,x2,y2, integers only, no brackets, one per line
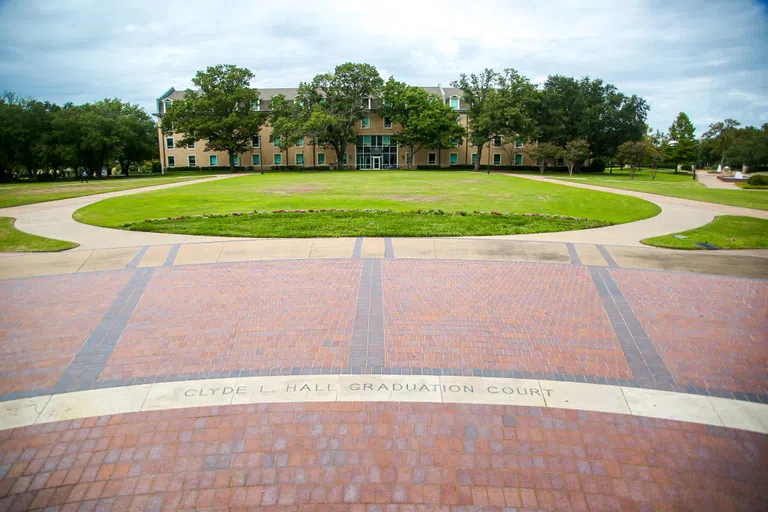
1,253,767,510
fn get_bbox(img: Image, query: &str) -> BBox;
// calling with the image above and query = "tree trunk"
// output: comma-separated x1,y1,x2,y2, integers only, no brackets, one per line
228,150,235,173
568,164,574,176
652,163,657,180
630,166,635,180
474,145,482,172
609,160,613,174
539,162,545,175
313,139,317,168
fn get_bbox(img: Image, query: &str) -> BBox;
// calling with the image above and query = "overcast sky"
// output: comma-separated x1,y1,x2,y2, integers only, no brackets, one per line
1,0,766,135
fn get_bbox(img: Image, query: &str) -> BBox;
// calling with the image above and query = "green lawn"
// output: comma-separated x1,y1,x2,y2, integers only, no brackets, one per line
642,216,768,250
0,217,78,252
0,172,217,208
546,169,768,210
126,211,611,238
74,171,660,237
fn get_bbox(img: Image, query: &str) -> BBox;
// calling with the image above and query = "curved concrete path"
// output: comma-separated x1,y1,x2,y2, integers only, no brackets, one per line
698,172,740,189
1,171,767,250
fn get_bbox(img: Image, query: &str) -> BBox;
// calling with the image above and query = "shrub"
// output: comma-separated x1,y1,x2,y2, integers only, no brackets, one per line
747,174,768,186
151,161,162,173
586,159,605,173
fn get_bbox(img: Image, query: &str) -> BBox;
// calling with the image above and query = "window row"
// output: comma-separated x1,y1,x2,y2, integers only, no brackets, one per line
167,153,331,167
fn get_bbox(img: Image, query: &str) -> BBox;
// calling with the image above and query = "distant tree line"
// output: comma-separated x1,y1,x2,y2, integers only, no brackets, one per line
0,92,157,181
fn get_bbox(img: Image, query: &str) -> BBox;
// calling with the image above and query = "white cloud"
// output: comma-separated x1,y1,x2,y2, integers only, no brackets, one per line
0,0,766,135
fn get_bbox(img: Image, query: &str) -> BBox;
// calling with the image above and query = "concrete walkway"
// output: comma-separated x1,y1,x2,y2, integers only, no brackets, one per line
697,172,741,189
2,171,767,250
486,173,768,246
0,174,246,250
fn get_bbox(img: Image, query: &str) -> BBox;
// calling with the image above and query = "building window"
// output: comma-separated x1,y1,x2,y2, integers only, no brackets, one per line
251,100,260,111
296,154,305,165
233,155,240,166
452,137,462,147
363,135,371,146
493,136,502,147
450,97,459,109
493,154,501,165
252,136,260,148
382,135,390,146
342,153,348,165
515,139,524,148
472,154,477,164
428,153,436,165
209,155,217,166
252,154,260,165
557,157,565,166
384,117,392,129
166,137,174,150
188,155,196,167
167,155,175,167
515,154,523,166
187,141,195,149
296,138,303,147
273,136,280,147
318,153,325,165
274,154,283,166
450,153,458,165
361,117,370,129
163,100,172,113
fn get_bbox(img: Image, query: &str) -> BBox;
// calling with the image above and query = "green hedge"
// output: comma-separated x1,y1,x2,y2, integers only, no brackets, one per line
747,174,768,186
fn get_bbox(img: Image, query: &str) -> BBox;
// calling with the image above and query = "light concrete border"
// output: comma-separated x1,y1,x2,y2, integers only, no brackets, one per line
2,375,766,434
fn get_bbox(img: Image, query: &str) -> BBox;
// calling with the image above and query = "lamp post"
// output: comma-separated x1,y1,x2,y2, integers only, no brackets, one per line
301,150,305,171
693,141,699,181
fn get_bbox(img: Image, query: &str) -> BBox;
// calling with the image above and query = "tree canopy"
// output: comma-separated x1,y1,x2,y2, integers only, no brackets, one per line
668,112,696,171
380,78,464,168
161,64,267,173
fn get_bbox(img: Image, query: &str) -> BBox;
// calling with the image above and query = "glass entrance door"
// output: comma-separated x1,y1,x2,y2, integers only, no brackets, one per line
372,156,382,170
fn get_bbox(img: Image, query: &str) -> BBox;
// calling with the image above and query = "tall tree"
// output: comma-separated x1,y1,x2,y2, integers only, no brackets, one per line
647,129,669,180
537,76,648,165
268,94,303,167
452,68,537,173
380,78,464,168
116,103,156,176
295,82,326,167
561,139,591,176
305,63,384,168
668,112,696,173
161,64,267,173
725,124,768,172
703,118,741,168
524,142,561,175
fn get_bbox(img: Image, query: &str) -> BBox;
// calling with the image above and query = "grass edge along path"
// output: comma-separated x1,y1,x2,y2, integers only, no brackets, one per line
73,172,661,237
0,173,215,209
547,170,768,211
641,215,768,250
0,217,79,252
124,209,613,238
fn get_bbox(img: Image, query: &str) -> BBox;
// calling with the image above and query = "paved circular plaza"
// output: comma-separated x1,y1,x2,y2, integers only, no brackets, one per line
1,178,767,511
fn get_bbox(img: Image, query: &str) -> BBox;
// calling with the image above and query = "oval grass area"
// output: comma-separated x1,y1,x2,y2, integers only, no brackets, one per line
74,171,661,237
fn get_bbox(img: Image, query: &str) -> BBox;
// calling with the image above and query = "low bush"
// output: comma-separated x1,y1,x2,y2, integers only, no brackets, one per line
747,174,768,186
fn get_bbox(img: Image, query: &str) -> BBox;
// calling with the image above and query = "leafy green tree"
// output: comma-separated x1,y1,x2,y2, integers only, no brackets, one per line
380,78,464,168
617,140,650,180
295,82,327,167
537,76,648,162
268,94,303,167
0,92,25,179
161,64,267,173
452,68,537,173
561,139,591,176
703,118,741,168
668,112,696,173
725,124,768,171
305,63,384,168
116,103,156,176
524,142,561,175
647,130,669,179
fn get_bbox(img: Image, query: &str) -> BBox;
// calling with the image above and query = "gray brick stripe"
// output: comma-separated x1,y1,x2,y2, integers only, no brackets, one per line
589,267,674,387
384,238,395,259
125,246,149,269
566,243,581,265
164,244,181,266
348,259,386,367
53,268,155,393
597,245,619,267
352,238,362,259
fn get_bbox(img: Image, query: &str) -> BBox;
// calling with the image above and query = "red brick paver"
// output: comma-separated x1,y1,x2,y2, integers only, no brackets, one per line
0,272,131,394
384,261,631,378
100,261,361,380
611,269,768,396
1,402,765,510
